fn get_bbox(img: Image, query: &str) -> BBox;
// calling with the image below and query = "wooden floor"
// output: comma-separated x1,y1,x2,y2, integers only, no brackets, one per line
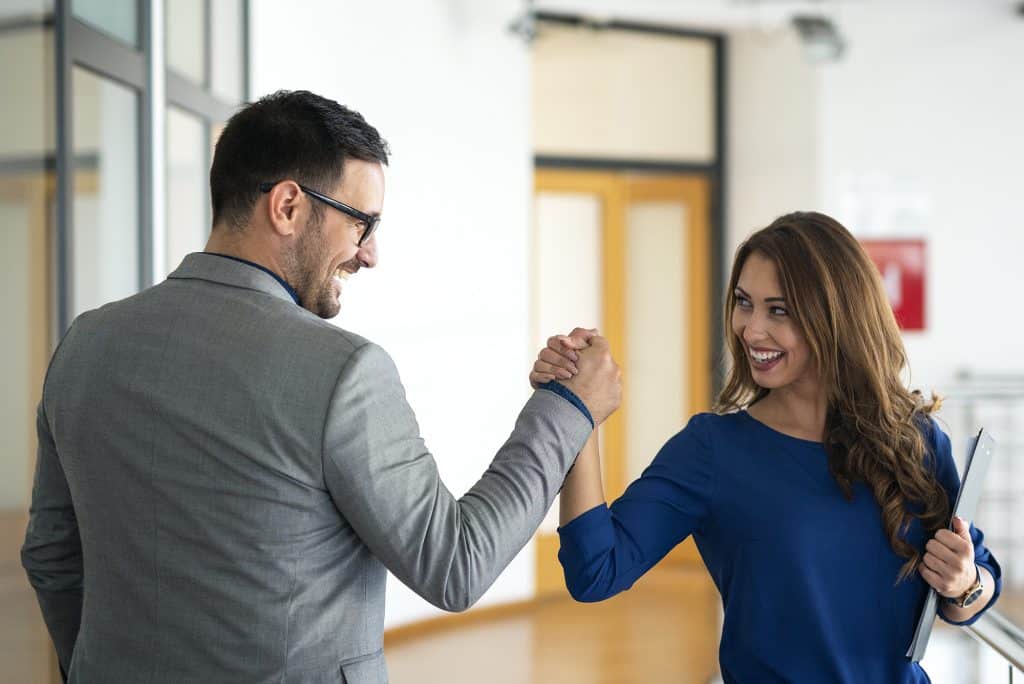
4,502,1022,684
385,570,1024,684
386,565,722,684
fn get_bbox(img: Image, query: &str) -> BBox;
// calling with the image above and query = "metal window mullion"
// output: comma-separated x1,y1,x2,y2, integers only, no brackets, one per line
149,0,166,284
55,0,74,340
242,0,251,100
166,71,236,121
711,33,727,398
139,0,152,288
203,0,212,91
68,19,145,88
534,11,722,41
533,156,715,173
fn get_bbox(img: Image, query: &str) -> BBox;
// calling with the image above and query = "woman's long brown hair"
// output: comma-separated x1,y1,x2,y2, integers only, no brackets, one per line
715,212,948,581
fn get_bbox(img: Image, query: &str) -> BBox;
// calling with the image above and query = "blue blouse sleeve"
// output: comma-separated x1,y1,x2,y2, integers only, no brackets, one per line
927,419,1002,626
556,414,716,602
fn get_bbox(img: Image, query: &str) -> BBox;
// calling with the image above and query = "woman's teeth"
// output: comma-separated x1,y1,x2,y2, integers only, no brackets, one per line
750,350,783,362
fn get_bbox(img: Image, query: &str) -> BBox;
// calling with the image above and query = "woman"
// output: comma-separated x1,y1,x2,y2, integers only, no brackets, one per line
532,212,1001,683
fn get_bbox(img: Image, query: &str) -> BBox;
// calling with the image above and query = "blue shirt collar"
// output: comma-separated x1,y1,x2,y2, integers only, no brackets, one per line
203,252,301,306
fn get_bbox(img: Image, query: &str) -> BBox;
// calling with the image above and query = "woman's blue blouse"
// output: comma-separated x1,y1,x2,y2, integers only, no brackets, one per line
557,412,1002,684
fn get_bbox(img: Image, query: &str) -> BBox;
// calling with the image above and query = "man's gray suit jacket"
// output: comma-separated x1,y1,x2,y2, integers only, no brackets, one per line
21,253,592,683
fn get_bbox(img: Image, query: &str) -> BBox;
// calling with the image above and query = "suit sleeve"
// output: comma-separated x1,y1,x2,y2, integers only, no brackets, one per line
321,342,593,611
21,400,83,675
928,419,1002,626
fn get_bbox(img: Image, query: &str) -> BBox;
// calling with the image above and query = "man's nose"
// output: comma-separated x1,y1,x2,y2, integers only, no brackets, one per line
357,234,378,269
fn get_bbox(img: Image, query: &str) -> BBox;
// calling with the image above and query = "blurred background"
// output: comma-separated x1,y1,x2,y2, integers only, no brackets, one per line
1,0,1022,681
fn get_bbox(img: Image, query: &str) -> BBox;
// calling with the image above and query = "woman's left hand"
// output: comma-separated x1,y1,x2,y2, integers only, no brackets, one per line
919,516,976,598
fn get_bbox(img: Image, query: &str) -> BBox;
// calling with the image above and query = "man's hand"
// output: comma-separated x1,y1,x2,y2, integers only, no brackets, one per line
530,328,621,425
920,516,977,599
529,327,596,389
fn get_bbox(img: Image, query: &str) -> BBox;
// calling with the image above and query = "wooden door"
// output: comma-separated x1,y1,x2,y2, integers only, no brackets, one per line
532,169,712,596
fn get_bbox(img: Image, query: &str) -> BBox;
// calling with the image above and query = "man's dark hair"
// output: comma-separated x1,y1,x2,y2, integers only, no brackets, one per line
210,90,390,230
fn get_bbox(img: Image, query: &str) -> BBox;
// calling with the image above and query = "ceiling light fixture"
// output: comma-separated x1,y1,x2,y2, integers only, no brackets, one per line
792,14,846,63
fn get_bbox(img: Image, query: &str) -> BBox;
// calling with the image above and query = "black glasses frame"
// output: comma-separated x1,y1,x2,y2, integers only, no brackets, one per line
259,181,379,246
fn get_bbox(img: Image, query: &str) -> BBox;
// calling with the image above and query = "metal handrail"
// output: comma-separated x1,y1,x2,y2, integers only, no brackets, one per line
966,609,1024,671
935,370,1024,677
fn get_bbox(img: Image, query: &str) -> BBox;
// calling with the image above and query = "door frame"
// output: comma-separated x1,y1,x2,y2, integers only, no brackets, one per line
532,169,714,596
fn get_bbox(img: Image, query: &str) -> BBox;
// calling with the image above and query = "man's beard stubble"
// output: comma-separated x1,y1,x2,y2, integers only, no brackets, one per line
282,212,342,319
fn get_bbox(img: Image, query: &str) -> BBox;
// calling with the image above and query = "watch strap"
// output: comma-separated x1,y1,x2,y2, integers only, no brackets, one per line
943,564,983,608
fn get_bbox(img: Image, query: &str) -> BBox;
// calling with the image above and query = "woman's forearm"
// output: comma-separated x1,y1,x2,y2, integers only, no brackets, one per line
560,430,606,526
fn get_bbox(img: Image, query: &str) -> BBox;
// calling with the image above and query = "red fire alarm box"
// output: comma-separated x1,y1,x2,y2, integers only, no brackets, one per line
860,239,926,331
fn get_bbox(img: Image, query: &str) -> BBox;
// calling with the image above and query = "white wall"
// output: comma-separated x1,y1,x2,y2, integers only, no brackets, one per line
728,26,820,274
251,0,535,629
815,2,1024,392
728,2,1024,394
0,29,53,160
533,24,715,162
252,0,1024,631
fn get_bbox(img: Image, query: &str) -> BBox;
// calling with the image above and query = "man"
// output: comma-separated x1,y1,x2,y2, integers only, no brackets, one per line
22,90,621,683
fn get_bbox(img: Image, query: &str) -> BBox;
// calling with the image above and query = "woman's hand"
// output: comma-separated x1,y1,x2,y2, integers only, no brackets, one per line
529,327,598,389
919,516,976,599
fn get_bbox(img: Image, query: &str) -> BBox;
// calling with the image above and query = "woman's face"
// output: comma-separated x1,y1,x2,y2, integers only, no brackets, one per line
730,252,817,393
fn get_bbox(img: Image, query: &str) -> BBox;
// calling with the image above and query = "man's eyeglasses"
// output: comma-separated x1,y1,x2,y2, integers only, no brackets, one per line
259,181,380,247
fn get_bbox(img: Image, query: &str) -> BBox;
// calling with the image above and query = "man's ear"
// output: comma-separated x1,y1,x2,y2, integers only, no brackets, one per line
265,181,303,237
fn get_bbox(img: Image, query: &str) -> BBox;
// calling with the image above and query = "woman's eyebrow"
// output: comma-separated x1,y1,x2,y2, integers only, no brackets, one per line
735,285,786,303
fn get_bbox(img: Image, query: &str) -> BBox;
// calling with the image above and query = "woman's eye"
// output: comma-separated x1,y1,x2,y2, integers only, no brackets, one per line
770,306,788,316
735,295,752,308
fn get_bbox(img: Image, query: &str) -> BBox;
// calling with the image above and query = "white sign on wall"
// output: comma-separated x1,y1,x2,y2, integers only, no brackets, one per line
835,172,932,238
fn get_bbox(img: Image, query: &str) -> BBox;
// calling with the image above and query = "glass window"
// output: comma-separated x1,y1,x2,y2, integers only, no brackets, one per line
166,106,208,272
72,66,140,317
72,0,138,47
211,0,244,101
166,0,206,84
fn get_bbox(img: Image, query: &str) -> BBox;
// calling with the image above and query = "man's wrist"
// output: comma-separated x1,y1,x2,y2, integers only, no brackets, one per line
537,380,594,428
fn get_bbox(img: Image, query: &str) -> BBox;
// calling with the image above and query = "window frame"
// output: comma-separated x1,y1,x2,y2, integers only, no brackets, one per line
54,0,249,339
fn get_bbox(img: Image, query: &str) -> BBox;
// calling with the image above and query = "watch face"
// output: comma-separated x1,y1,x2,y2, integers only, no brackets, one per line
961,586,984,608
